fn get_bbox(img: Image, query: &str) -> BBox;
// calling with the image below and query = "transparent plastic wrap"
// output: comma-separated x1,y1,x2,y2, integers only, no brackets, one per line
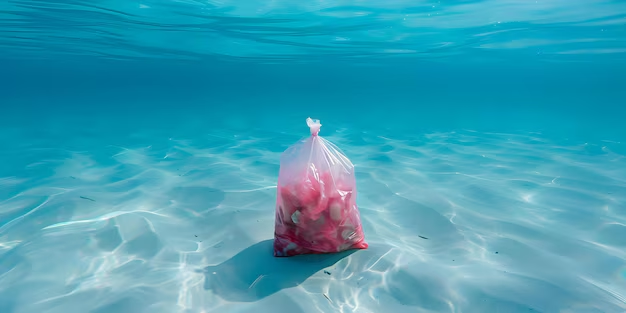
273,118,368,257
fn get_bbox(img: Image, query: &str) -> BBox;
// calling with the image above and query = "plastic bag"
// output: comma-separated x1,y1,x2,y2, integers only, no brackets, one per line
273,117,368,257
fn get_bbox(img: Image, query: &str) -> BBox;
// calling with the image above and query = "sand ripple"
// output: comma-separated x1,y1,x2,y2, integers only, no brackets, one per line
1,123,625,313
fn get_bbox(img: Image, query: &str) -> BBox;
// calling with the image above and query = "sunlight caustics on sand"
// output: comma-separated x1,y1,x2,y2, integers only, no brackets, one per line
0,120,625,313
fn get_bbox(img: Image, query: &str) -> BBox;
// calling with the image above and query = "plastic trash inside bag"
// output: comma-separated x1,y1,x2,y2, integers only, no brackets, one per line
273,117,368,257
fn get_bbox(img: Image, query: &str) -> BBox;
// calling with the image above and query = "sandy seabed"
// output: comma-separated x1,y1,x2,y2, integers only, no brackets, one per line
1,117,625,313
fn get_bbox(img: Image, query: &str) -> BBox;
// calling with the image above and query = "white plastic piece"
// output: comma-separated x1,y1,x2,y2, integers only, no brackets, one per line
291,210,301,224
329,201,342,221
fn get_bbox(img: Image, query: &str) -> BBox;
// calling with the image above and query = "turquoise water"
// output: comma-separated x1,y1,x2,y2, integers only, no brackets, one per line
2,1,626,313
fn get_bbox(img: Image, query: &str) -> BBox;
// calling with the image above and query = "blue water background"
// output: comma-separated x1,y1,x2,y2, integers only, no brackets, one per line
1,1,626,313
2,0,626,139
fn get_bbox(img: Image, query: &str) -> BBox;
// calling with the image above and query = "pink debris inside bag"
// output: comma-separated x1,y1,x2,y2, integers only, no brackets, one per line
273,118,368,257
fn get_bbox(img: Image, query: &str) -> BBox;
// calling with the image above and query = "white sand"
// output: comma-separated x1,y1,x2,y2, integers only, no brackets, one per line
0,116,625,313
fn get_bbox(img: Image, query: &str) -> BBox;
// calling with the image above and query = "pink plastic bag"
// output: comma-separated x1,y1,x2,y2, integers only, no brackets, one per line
273,117,368,257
